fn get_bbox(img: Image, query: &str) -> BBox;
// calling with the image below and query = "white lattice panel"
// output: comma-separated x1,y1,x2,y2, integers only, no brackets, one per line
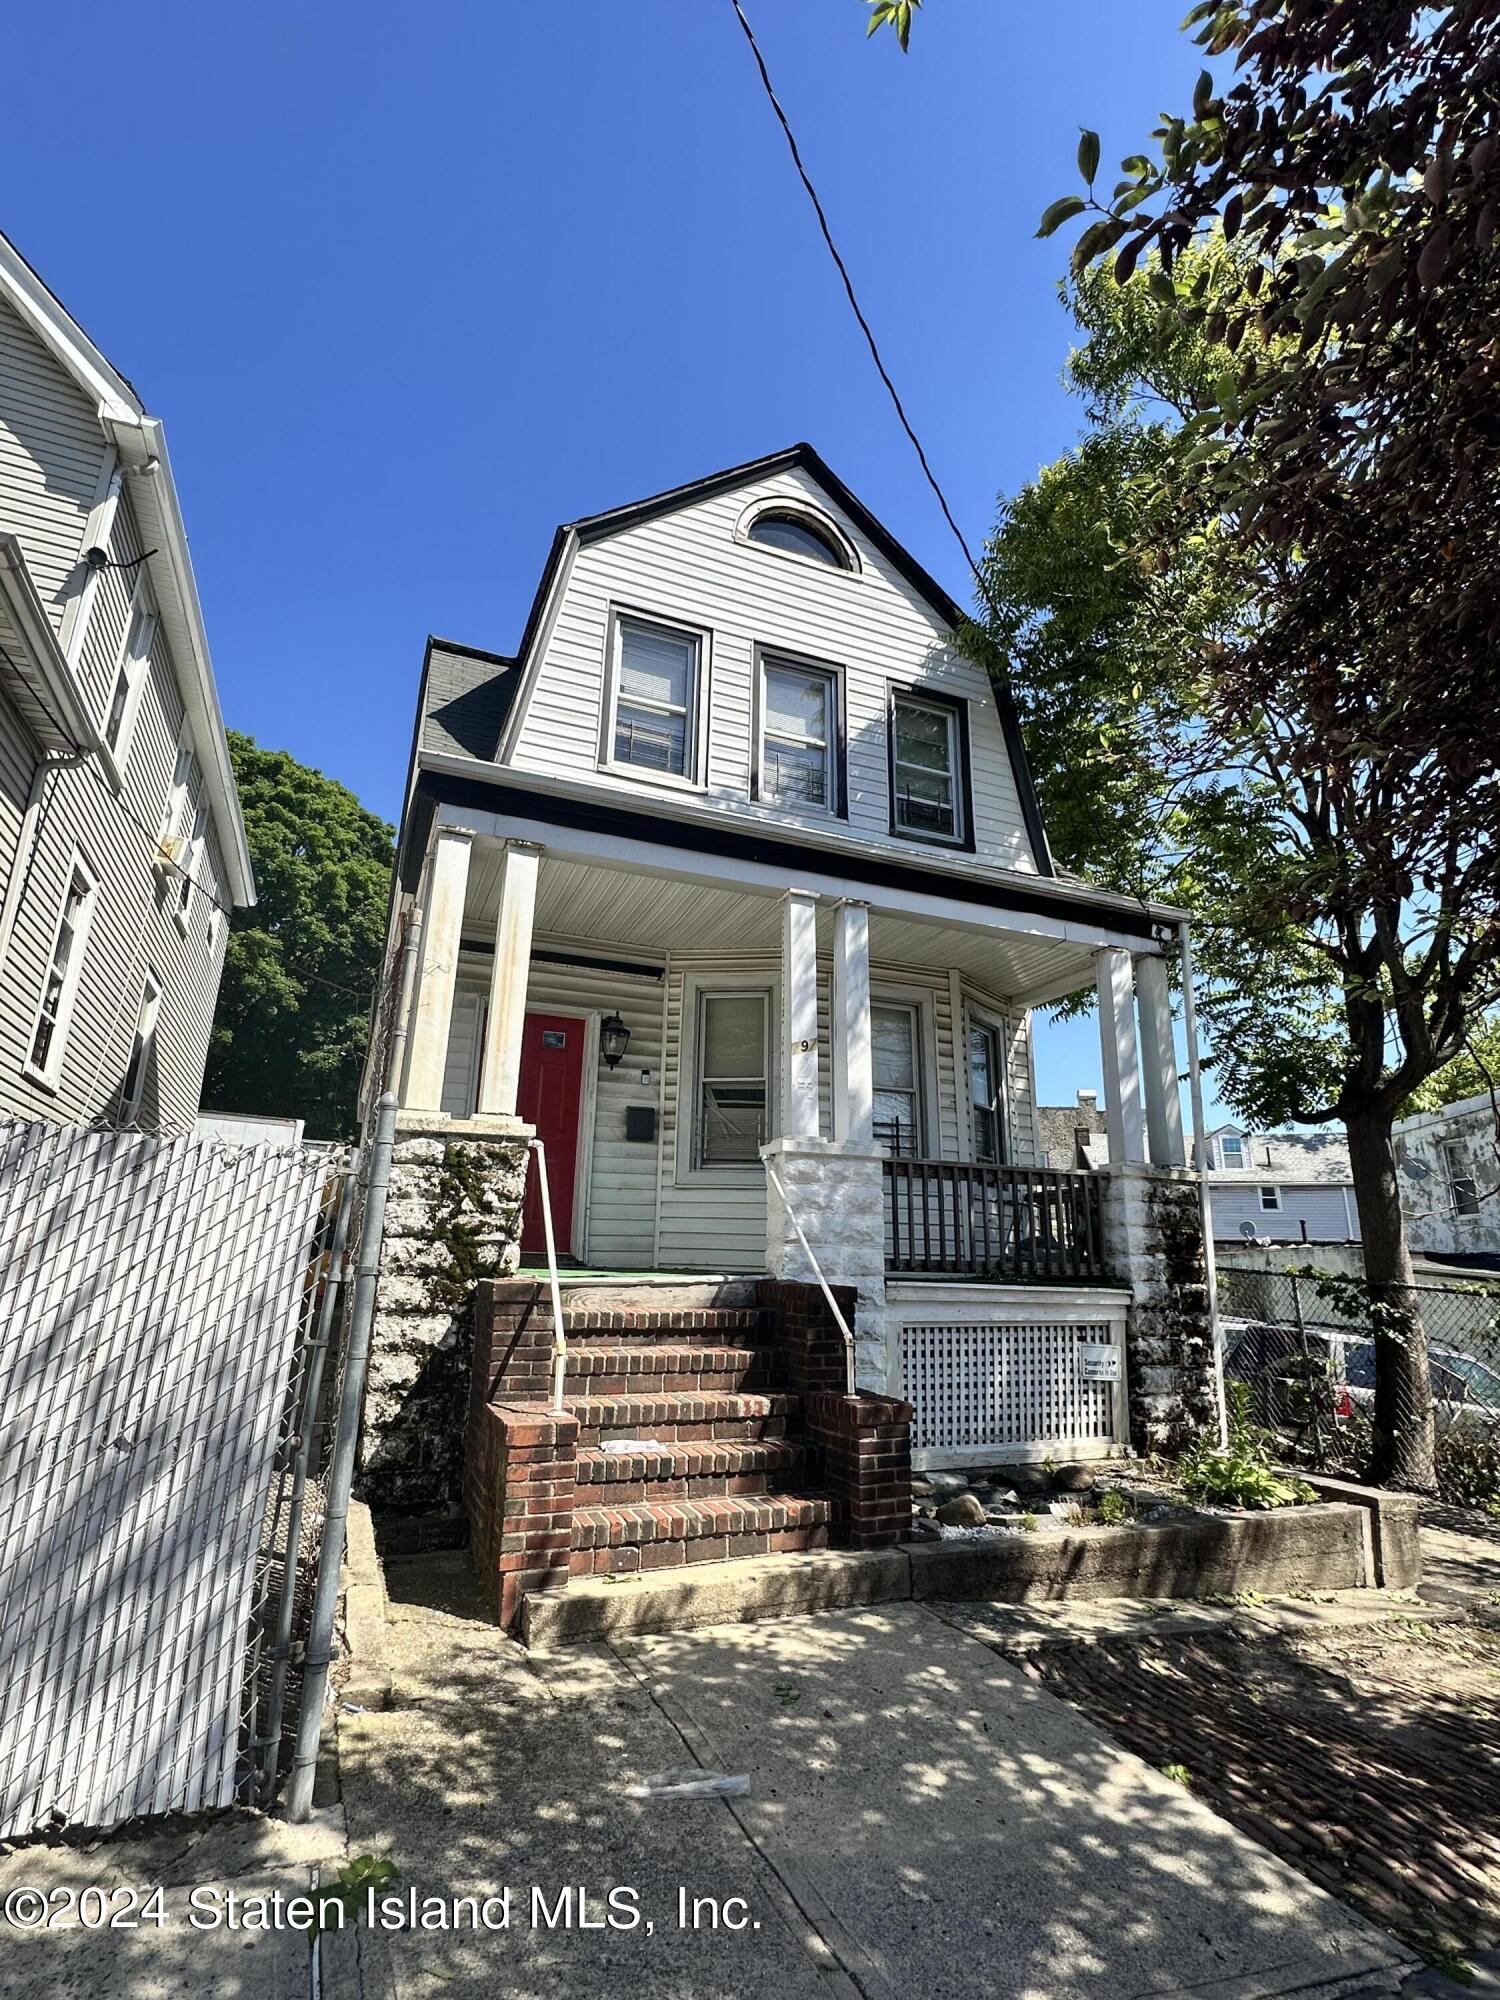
900,1320,1122,1456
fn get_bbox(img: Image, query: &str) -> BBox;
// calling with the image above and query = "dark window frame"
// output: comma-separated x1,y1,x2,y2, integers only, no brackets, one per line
743,506,857,573
886,685,975,852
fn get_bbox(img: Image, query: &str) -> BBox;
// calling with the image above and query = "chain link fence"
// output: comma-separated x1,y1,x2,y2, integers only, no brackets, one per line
1219,1263,1500,1501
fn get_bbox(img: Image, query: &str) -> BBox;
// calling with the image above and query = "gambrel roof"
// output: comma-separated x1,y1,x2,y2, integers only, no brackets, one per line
477,444,1054,875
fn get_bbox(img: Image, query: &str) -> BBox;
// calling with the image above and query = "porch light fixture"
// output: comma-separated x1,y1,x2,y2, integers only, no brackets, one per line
600,1012,631,1069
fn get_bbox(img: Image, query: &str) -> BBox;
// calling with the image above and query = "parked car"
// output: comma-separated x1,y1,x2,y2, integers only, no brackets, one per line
1223,1316,1500,1435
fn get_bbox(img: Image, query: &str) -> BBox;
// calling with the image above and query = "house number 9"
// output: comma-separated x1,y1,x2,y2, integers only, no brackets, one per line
796,1038,817,1053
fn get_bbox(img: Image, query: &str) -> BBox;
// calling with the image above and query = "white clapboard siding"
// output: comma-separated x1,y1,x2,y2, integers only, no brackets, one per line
506,463,1037,873
0,295,108,634
0,1120,332,1836
0,481,231,1135
1005,1013,1040,1166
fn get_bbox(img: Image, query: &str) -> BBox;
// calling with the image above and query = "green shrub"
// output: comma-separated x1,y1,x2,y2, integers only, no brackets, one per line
1435,1431,1500,1512
1178,1389,1318,1510
1097,1488,1135,1525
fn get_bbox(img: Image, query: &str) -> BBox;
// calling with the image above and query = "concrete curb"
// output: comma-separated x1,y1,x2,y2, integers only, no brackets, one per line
522,1499,1396,1647
341,1498,393,1710
1299,1473,1424,1588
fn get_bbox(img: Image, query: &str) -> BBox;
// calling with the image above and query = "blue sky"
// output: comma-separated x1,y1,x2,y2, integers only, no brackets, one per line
1,0,1220,1113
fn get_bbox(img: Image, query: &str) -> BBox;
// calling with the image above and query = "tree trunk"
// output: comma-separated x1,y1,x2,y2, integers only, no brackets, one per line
1345,1105,1437,1492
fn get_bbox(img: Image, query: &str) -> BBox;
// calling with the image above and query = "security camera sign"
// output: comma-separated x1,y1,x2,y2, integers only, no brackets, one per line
1077,1342,1120,1382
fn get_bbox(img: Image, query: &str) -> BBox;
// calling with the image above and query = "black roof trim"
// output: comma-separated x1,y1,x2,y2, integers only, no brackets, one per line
414,768,1156,942
501,444,1055,877
426,634,518,670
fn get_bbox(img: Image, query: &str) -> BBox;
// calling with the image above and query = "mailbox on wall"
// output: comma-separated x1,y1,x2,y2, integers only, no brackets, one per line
625,1106,657,1144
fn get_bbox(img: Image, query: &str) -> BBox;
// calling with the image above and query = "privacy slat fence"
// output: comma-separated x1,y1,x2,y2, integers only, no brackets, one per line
0,1119,339,1839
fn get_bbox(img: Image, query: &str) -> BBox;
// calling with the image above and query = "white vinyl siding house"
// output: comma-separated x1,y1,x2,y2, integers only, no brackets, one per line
501,462,1038,873
384,446,1196,1458
0,233,252,1133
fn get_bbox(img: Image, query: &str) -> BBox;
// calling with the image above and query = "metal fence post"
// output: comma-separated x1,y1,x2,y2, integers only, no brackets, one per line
257,1164,356,1801
285,1090,399,1822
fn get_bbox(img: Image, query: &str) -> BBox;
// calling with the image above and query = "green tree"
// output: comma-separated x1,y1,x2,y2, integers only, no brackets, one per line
203,735,393,1140
872,1,1500,1486
1404,1017,1500,1117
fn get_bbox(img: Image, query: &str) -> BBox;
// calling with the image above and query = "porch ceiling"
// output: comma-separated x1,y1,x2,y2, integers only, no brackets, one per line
462,849,1101,1007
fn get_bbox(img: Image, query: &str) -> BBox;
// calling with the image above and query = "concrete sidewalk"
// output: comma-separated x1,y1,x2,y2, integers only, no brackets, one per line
330,1558,1419,2000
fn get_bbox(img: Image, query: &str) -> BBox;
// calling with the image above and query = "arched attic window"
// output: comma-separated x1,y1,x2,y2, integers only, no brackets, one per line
745,507,855,571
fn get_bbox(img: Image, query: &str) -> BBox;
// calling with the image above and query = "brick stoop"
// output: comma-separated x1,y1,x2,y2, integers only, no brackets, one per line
467,1277,911,1631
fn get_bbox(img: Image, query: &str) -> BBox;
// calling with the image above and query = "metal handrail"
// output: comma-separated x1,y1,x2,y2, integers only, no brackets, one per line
763,1161,857,1397
528,1138,569,1410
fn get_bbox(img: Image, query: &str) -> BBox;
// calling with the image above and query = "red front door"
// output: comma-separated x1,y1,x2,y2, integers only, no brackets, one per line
516,1013,586,1257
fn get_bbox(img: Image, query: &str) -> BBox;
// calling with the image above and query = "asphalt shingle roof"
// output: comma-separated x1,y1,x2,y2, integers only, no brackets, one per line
420,640,520,761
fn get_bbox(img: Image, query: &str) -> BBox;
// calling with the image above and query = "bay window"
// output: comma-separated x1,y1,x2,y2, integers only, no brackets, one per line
872,1002,922,1156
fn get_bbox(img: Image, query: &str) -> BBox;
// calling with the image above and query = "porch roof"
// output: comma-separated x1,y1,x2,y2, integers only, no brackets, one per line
460,846,1108,1011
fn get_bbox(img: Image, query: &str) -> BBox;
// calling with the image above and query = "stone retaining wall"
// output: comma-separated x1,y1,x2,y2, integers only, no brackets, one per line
1102,1165,1218,1454
359,1116,529,1517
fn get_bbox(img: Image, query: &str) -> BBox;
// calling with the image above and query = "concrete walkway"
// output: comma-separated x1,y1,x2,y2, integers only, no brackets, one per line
331,1557,1418,2000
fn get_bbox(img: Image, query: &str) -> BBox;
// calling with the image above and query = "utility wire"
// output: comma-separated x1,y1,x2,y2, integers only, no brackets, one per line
727,0,994,610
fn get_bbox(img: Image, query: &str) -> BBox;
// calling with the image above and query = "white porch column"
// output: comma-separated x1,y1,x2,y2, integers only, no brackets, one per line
1135,951,1186,1167
403,825,474,1112
1096,946,1146,1165
831,899,873,1146
780,888,821,1141
477,841,542,1117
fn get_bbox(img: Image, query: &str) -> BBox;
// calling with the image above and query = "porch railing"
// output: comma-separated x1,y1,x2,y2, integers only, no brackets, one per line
884,1159,1109,1283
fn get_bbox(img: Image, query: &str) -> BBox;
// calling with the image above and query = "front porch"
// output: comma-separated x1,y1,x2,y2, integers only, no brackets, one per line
394,808,1191,1272
371,805,1214,1501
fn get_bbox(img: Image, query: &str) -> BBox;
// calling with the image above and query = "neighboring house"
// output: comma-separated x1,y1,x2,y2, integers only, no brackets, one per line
0,233,252,1133
1396,1093,1500,1264
1037,1089,1110,1170
373,446,1212,1484
1200,1123,1360,1244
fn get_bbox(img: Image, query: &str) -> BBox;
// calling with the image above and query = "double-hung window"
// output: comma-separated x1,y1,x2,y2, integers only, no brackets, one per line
891,692,963,842
28,855,97,1084
760,656,837,812
695,991,768,1167
1259,1185,1282,1213
161,739,199,842
177,800,208,925
968,1021,1005,1165
609,615,701,780
872,1002,922,1157
1219,1133,1246,1169
119,970,161,1125
102,594,155,772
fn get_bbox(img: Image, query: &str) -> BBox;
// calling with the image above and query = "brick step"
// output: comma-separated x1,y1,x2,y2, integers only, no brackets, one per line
563,1390,800,1447
562,1343,779,1395
570,1491,833,1576
564,1307,775,1340
574,1436,810,1503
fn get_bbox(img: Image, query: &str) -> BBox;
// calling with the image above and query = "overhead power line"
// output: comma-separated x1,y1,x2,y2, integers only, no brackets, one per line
727,0,991,606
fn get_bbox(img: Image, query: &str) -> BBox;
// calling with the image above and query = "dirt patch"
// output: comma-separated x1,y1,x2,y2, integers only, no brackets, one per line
1027,1618,1500,1964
